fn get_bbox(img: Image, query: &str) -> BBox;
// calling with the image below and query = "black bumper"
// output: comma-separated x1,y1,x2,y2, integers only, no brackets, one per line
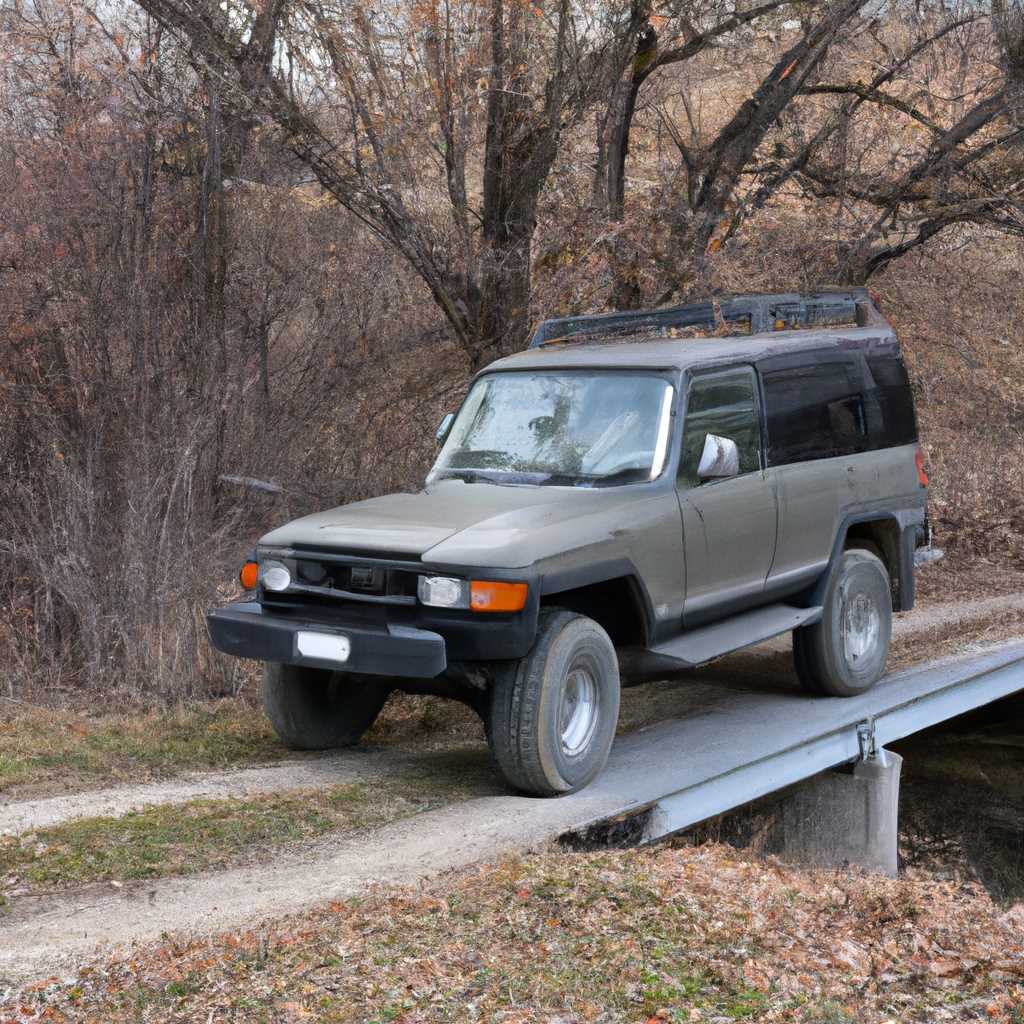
207,602,446,678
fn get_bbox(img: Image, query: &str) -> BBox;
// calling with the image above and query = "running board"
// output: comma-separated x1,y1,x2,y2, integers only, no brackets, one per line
651,604,823,668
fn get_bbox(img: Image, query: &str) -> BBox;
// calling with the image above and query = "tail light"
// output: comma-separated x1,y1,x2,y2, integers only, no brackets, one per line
915,447,929,488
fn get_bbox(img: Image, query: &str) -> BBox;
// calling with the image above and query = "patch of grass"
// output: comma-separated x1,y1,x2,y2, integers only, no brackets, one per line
0,692,492,799
0,702,284,795
0,775,464,894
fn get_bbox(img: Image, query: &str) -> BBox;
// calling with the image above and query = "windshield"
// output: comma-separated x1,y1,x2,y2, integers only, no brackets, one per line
429,371,675,487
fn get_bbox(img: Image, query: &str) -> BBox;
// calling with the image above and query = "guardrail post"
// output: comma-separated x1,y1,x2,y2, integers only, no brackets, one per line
773,723,902,877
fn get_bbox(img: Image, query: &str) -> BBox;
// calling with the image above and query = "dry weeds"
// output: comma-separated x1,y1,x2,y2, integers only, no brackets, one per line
3,842,1023,1022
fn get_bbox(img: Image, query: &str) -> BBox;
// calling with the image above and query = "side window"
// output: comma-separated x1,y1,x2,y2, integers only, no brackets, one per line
762,362,869,466
866,352,918,448
679,368,761,488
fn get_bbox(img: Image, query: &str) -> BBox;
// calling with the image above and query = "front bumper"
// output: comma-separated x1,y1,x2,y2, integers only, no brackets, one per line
207,602,446,678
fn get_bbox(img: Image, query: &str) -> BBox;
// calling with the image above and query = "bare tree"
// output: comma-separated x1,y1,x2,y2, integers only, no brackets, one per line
596,0,870,305
0,0,445,698
119,0,646,365
757,8,1024,281
594,0,801,220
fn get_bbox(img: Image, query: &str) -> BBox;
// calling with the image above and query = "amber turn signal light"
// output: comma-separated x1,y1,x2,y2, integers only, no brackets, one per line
239,561,259,590
470,580,528,613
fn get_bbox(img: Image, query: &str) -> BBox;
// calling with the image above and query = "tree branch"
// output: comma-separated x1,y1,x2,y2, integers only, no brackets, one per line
723,12,986,240
646,0,812,82
802,82,944,133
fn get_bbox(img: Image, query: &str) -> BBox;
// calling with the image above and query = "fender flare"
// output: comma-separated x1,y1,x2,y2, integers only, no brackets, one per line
539,558,656,647
807,509,923,612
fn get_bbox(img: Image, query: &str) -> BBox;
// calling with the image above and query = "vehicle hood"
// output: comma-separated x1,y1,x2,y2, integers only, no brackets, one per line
258,478,657,569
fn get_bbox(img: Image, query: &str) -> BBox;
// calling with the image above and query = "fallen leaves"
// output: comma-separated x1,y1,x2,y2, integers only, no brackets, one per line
3,843,1024,1022
927,957,962,977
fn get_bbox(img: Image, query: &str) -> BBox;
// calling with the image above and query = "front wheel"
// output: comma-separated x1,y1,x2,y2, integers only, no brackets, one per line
794,548,892,697
262,663,392,750
487,609,620,797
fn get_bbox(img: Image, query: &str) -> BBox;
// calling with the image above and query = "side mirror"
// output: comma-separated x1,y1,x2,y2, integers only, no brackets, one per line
436,412,455,443
697,434,740,480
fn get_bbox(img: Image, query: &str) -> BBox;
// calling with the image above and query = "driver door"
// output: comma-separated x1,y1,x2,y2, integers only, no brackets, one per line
676,365,777,625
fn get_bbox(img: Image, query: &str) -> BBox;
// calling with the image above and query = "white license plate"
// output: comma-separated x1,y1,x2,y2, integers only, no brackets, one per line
296,631,351,663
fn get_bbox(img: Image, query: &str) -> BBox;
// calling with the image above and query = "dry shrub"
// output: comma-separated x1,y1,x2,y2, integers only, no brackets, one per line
0,116,453,703
879,241,1024,565
2,2,1020,710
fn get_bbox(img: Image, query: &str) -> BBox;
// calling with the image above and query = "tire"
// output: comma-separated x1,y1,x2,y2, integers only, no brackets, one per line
487,609,620,797
262,663,392,750
793,548,892,697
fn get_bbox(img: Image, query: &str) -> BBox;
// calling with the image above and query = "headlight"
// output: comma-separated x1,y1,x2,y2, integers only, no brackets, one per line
417,575,529,612
259,559,292,592
417,575,470,609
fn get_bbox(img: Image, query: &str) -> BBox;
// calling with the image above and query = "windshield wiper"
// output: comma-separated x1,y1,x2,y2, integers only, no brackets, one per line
591,467,651,487
537,472,587,487
443,469,503,485
538,467,651,488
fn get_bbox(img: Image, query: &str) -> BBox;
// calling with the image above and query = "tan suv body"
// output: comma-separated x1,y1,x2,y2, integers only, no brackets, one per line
209,289,928,795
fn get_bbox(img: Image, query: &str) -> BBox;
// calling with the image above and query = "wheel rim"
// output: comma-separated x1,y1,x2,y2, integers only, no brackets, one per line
842,591,880,664
559,662,599,757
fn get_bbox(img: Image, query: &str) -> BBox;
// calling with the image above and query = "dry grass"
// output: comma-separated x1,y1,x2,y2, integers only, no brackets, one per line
888,608,1024,671
5,842,1024,1022
0,776,475,902
0,702,283,798
915,556,1024,604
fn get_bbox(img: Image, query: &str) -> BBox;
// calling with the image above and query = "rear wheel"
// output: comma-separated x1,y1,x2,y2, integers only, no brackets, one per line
488,609,620,797
262,663,391,750
793,548,892,697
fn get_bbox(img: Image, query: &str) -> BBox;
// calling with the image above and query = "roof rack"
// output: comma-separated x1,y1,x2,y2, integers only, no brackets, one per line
527,288,885,349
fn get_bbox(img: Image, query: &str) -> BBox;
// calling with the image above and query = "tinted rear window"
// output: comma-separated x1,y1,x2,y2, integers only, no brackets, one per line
763,362,869,465
865,352,918,447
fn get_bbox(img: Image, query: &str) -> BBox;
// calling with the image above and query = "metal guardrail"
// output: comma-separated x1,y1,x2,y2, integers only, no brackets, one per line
568,643,1024,846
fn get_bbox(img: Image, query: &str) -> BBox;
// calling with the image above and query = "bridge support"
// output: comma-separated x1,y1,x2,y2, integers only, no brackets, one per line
774,747,902,877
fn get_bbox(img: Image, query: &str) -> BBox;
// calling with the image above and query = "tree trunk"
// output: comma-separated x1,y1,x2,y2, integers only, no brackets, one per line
192,83,229,522
606,23,657,220
474,0,561,368
476,128,558,367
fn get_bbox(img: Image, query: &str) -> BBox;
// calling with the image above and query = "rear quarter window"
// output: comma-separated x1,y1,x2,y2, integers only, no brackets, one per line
762,361,869,465
865,352,918,447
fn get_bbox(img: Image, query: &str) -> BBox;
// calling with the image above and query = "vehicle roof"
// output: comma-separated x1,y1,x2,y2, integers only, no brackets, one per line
482,324,898,376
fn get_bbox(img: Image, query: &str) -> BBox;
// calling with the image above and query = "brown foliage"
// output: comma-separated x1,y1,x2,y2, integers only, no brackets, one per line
0,0,1020,702
5,843,1024,1020
0,0,455,700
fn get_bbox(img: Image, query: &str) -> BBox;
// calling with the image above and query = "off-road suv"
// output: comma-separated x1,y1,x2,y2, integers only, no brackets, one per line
208,288,928,796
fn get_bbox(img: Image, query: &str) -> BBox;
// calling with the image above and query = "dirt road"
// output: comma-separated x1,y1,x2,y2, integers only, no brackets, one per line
1,593,1022,989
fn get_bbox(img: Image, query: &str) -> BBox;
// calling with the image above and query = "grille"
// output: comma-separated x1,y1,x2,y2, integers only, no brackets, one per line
259,550,421,612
